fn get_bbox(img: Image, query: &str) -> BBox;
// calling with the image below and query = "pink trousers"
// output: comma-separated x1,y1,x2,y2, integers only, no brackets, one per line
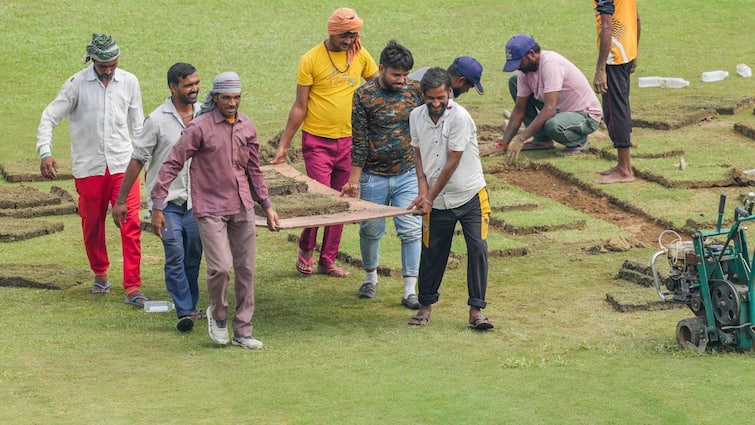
196,211,257,338
299,131,351,267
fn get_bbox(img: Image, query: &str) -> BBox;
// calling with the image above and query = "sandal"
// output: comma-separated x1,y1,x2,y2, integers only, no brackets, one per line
90,281,111,294
317,263,349,278
556,140,590,157
124,291,150,308
469,316,494,331
408,314,430,326
521,139,556,151
296,250,314,275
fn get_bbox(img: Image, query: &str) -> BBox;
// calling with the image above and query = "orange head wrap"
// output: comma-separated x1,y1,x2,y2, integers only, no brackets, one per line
327,7,363,63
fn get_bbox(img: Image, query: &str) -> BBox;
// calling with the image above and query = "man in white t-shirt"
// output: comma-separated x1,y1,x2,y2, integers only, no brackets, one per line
406,67,493,331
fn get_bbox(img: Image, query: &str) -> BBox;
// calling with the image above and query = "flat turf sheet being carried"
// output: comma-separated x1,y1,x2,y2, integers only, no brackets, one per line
255,163,414,229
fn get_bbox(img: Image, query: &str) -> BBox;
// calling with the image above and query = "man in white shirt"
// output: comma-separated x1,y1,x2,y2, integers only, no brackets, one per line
407,67,493,331
113,63,203,331
37,33,147,306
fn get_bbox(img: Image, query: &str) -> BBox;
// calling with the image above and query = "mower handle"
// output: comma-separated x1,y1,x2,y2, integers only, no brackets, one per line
716,193,726,231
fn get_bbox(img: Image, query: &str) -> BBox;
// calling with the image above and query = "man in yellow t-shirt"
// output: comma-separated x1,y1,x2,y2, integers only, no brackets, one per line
272,7,378,278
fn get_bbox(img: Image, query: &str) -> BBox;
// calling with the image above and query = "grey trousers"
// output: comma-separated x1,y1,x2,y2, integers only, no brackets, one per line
196,210,257,338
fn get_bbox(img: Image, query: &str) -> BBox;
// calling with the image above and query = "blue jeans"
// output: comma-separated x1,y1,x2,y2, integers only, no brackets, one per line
358,169,422,276
161,202,203,318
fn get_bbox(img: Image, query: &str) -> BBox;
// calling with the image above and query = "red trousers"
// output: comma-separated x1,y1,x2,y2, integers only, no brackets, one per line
74,169,142,292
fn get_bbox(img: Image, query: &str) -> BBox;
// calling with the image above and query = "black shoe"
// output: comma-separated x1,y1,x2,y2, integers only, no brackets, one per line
176,316,194,332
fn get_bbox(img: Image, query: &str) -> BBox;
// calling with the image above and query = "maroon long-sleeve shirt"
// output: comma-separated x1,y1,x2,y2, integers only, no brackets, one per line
151,108,271,217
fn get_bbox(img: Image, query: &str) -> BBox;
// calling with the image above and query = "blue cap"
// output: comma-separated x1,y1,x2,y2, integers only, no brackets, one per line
450,56,484,94
503,34,537,72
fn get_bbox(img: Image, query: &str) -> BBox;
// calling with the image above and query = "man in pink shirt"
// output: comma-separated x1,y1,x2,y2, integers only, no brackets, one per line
151,72,279,350
496,34,603,162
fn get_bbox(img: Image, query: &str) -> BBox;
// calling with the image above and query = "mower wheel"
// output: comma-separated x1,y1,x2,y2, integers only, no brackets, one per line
676,316,708,353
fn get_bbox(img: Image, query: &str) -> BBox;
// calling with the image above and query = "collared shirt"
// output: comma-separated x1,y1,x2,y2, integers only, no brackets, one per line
351,78,423,177
410,99,486,210
36,65,144,178
516,51,603,122
150,108,271,218
133,97,200,209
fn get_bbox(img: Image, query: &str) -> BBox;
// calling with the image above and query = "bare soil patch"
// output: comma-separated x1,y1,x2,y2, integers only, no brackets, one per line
487,163,669,248
259,130,302,165
260,192,350,219
604,260,683,313
735,122,755,140
491,216,587,235
0,263,91,290
0,184,63,209
0,158,73,183
0,217,64,242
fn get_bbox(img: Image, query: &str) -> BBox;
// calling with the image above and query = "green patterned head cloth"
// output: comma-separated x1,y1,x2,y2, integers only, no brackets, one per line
82,33,120,63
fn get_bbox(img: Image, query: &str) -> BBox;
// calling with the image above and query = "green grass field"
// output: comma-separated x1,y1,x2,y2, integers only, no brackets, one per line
2,1,755,424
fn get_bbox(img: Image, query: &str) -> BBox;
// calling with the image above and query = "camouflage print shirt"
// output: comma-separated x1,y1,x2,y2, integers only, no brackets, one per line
351,78,423,177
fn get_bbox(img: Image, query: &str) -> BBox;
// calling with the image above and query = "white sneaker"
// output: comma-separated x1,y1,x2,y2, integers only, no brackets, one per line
232,336,264,350
207,306,229,345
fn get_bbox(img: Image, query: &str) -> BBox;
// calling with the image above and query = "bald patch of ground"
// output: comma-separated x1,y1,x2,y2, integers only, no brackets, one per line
735,122,755,140
0,263,91,290
604,260,683,313
0,158,73,183
487,162,669,247
0,217,64,242
632,96,755,130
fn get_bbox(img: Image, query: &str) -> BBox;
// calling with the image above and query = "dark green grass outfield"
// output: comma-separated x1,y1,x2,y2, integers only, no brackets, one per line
1,1,755,423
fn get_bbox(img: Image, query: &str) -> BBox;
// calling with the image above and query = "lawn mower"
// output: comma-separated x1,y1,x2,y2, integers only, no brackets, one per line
651,192,755,352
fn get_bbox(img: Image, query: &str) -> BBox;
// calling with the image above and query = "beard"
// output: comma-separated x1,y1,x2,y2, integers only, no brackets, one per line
520,60,539,73
428,103,446,120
